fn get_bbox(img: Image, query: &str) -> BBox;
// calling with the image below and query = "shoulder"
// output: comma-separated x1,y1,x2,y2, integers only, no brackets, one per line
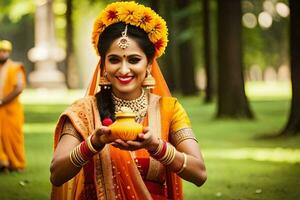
57,96,97,137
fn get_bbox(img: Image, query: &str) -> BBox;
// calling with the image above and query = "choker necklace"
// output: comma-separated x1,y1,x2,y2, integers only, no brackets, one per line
112,89,148,122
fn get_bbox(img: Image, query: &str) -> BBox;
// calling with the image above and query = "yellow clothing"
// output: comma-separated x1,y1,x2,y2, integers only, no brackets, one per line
52,93,191,200
0,59,26,169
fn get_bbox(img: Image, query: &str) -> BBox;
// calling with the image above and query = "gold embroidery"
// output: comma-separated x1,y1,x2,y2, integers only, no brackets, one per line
170,128,198,146
60,121,82,141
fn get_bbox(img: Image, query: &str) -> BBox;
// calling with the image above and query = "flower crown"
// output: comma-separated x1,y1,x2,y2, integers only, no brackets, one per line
92,1,168,58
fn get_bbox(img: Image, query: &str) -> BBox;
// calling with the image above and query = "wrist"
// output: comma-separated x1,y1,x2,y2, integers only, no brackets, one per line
91,134,105,150
146,137,160,152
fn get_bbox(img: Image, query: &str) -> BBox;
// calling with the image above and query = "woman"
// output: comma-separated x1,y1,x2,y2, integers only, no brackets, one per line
50,2,206,200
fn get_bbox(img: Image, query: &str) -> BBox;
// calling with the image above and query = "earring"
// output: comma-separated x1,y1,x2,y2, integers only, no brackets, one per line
142,69,156,89
99,71,111,89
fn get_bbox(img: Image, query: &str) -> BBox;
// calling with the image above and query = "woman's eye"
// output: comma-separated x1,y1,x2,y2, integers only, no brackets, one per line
128,57,141,64
109,58,120,64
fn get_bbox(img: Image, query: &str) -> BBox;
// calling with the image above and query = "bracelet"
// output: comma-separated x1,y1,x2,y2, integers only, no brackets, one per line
86,135,99,154
176,153,187,174
69,136,100,168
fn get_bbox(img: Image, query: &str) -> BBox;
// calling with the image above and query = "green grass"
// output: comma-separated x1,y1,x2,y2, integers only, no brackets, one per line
0,82,299,200
181,96,300,200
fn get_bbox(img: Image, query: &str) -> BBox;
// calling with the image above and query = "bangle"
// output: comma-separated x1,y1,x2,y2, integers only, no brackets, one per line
176,153,187,174
86,135,99,154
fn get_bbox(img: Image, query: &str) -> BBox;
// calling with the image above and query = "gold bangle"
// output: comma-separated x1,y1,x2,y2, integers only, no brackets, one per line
86,135,98,154
176,153,187,174
152,138,163,156
69,148,82,168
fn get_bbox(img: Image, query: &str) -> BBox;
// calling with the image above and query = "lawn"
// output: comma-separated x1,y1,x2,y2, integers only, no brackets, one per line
0,82,299,200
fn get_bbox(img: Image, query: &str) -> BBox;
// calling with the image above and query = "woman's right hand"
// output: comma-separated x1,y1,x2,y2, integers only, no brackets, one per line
91,126,114,149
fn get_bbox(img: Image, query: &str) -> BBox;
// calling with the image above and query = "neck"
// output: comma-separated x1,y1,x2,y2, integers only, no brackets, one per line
112,88,144,101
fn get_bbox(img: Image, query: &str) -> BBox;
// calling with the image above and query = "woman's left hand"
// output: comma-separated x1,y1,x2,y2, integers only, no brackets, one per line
111,127,158,151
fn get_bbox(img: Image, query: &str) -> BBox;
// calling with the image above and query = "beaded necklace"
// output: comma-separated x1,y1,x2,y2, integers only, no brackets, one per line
112,89,148,122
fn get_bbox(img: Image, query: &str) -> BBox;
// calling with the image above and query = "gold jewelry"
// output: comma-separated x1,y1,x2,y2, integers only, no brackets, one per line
112,89,148,122
99,71,111,89
176,153,187,174
86,135,99,154
142,69,156,89
159,143,176,165
92,1,168,57
117,25,130,49
70,145,88,168
170,128,198,147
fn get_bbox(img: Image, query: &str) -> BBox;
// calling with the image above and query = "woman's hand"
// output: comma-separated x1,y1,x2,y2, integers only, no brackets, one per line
91,126,114,149
111,127,159,151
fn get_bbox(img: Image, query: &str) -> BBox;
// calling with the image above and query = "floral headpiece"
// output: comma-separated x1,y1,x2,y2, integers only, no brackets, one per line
92,1,168,58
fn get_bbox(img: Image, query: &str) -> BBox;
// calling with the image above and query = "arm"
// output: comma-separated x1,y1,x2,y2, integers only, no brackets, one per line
0,71,24,106
50,121,112,186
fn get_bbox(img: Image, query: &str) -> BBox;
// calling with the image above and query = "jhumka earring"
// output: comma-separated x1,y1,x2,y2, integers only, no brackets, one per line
99,71,111,89
142,69,156,89
117,25,130,49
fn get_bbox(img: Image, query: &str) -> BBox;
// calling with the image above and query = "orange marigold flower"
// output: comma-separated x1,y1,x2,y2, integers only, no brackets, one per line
149,17,168,42
117,3,142,26
154,37,168,57
139,7,155,32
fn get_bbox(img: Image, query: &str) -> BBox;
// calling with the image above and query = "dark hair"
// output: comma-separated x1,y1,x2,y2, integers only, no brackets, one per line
95,22,155,122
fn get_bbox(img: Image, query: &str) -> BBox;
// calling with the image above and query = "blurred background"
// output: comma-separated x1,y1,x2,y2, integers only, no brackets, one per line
0,0,299,199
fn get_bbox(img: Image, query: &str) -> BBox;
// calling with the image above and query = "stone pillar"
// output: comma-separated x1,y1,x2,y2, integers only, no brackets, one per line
28,0,66,88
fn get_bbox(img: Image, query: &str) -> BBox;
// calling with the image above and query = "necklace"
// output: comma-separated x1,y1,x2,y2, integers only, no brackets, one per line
112,89,148,122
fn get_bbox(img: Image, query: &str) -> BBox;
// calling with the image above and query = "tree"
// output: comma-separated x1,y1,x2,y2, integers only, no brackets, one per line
65,0,79,89
216,0,253,119
203,0,213,103
279,0,300,135
175,0,198,95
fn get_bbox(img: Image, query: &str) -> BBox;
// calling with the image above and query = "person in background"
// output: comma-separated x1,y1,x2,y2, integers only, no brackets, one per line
0,40,26,173
50,2,206,199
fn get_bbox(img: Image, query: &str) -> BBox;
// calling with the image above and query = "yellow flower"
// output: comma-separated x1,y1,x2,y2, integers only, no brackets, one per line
117,2,143,26
139,7,155,32
92,19,106,54
154,37,168,57
102,3,119,26
148,16,168,42
91,1,169,58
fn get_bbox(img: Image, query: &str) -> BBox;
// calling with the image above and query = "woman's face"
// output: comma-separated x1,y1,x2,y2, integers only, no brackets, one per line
104,37,150,100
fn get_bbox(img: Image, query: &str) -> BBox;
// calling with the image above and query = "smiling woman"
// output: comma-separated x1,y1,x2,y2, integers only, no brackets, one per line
50,2,206,200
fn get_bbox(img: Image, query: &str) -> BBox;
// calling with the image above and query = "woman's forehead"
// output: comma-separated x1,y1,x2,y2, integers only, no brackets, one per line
106,37,145,57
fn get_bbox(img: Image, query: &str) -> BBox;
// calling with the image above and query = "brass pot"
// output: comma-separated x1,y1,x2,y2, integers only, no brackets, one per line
109,108,143,141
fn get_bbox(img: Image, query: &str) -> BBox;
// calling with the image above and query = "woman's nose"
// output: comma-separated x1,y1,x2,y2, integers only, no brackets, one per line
118,61,130,75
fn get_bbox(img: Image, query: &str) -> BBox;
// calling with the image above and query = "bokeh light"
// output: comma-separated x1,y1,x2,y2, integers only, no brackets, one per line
242,13,257,28
258,11,273,28
276,2,290,18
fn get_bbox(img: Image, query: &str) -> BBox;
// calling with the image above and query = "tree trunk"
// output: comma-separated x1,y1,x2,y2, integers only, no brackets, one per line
65,0,79,89
203,0,214,103
161,0,177,91
279,0,300,135
216,0,253,119
176,0,198,95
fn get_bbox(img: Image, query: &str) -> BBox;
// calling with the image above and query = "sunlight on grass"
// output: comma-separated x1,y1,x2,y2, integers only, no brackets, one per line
21,88,85,104
245,81,291,100
24,123,56,134
204,147,300,163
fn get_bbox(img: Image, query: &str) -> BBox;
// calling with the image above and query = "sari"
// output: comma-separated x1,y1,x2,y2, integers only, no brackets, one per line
52,61,190,199
0,59,26,170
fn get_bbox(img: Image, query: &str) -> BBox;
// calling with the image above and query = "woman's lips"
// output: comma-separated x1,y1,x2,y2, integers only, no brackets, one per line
117,76,134,84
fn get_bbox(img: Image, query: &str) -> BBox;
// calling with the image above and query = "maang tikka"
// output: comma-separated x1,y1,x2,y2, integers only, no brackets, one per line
117,25,130,49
